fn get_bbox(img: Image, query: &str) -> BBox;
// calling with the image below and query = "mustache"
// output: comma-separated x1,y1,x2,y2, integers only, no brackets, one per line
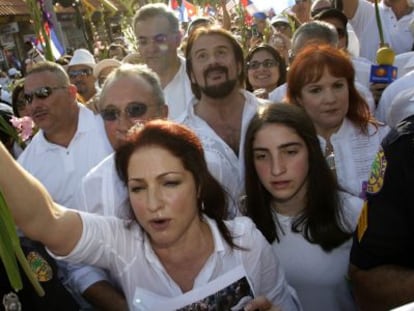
203,65,228,79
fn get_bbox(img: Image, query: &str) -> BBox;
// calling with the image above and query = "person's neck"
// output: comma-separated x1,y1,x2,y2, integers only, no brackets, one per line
196,88,244,120
81,88,97,103
153,219,213,292
158,56,181,88
271,195,305,217
387,0,413,20
44,106,79,148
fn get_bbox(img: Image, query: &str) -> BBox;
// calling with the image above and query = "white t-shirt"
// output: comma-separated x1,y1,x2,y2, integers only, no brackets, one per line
181,90,260,218
163,56,194,121
350,0,414,63
271,192,362,311
53,215,301,311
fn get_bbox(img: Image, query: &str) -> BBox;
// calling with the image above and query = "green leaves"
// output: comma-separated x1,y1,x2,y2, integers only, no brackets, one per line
0,191,44,296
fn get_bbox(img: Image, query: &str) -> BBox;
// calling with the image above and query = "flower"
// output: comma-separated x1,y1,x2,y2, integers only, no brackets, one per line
10,116,35,142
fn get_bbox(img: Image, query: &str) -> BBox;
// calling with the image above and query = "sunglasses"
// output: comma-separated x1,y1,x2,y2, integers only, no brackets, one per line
24,86,67,104
68,68,92,79
100,102,152,121
247,59,278,70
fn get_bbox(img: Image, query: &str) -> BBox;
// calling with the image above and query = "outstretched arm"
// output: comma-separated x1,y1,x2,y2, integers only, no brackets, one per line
0,141,82,256
349,264,414,310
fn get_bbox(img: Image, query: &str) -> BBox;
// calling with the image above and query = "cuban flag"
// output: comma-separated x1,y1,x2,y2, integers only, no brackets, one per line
169,0,196,22
35,22,64,60
240,0,258,16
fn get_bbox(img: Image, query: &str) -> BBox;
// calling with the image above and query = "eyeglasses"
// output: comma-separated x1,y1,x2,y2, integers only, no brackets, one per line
68,68,92,79
247,59,278,70
336,28,347,39
24,86,67,104
100,102,153,121
137,33,171,47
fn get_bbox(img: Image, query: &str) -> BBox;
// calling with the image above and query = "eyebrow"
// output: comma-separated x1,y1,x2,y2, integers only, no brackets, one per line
128,171,182,182
253,142,303,151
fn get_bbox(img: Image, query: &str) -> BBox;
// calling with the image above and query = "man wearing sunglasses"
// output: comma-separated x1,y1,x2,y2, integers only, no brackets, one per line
17,61,125,310
67,48,98,103
71,64,168,311
133,3,193,121
76,64,168,221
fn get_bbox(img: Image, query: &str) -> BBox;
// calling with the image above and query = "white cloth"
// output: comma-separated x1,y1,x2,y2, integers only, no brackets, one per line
53,215,301,311
76,153,130,219
394,51,414,78
18,104,113,208
351,56,372,90
376,70,414,123
17,104,114,303
271,192,362,311
350,0,414,63
181,90,260,218
269,82,376,114
163,56,194,121
318,118,389,199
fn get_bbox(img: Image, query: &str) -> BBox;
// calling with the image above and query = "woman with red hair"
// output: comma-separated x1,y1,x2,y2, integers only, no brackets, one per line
286,44,389,200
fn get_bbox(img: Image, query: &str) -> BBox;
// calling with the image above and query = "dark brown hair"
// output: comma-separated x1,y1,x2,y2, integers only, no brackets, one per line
244,103,352,251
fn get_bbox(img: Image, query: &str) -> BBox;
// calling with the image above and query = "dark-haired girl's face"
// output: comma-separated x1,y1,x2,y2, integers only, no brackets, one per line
253,123,309,215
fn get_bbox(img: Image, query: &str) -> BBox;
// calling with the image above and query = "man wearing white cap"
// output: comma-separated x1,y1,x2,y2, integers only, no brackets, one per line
67,48,97,103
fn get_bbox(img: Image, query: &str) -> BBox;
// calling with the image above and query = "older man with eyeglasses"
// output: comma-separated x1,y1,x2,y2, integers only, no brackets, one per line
18,61,126,310
133,3,193,121
67,48,97,103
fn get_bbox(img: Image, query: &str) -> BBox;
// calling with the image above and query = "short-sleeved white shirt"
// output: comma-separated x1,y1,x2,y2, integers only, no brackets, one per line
53,215,301,311
350,0,414,63
181,90,260,217
18,104,113,208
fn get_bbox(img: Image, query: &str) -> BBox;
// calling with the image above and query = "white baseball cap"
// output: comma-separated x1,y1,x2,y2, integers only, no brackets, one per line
68,48,96,69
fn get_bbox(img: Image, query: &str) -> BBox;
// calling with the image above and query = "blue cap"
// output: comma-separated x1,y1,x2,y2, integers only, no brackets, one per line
253,12,267,20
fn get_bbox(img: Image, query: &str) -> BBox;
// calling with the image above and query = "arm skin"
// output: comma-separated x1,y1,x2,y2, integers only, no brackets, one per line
82,281,128,311
220,0,231,30
0,141,82,256
340,0,359,19
349,264,414,310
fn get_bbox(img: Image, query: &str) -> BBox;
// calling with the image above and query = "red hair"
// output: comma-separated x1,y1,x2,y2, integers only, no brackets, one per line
286,44,374,134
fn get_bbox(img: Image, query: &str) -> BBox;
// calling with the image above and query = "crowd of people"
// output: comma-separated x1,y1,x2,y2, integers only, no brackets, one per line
1,0,414,310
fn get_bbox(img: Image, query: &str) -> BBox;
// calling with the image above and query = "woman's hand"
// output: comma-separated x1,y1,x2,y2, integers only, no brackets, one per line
244,296,282,311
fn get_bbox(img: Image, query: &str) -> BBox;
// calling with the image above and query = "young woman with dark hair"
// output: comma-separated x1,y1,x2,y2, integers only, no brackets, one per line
244,103,361,310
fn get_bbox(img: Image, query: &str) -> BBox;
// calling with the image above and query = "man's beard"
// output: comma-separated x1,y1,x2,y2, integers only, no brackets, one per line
199,65,238,98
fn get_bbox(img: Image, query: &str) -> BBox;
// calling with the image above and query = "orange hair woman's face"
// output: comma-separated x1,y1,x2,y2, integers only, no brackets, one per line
296,67,349,138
